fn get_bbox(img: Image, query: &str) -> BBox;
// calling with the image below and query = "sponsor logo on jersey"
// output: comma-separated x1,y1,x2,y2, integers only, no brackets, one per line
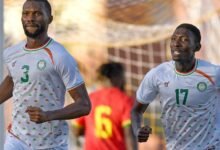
37,60,46,70
197,82,207,92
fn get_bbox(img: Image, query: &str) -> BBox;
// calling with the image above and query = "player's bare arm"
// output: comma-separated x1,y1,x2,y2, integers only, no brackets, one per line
0,75,13,104
123,125,138,150
131,101,152,142
71,125,84,147
26,83,91,123
72,124,84,136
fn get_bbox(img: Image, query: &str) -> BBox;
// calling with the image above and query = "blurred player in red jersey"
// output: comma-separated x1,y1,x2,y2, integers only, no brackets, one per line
72,62,137,150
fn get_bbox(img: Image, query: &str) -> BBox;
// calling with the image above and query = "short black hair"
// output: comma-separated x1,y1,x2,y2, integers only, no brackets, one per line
98,62,125,90
26,0,52,16
176,23,201,43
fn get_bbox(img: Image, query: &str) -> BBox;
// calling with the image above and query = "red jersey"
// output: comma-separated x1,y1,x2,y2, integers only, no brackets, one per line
73,87,133,150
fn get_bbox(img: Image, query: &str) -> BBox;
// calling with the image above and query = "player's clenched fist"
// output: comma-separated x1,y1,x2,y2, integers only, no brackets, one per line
136,125,152,142
26,106,49,124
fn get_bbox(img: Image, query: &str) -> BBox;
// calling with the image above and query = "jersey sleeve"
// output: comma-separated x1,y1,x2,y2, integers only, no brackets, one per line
136,68,158,104
215,66,220,90
121,97,133,127
73,117,85,129
3,48,11,76
55,51,84,91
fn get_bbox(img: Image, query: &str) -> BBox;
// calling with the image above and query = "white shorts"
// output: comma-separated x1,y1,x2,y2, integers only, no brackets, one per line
4,133,31,150
4,133,68,150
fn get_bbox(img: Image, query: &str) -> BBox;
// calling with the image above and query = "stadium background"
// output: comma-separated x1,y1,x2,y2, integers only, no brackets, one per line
1,0,220,149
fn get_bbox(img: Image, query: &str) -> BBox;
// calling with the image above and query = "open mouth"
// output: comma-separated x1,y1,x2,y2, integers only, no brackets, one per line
25,26,39,32
173,51,181,55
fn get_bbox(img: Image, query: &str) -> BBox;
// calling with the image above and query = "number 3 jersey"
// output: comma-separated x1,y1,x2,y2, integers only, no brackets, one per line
3,38,84,149
137,59,220,150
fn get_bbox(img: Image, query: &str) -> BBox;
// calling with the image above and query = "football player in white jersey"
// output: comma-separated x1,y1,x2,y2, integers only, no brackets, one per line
131,23,220,150
0,0,91,149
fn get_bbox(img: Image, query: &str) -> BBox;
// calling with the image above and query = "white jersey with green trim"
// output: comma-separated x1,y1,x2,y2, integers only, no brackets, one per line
137,59,220,150
3,38,84,149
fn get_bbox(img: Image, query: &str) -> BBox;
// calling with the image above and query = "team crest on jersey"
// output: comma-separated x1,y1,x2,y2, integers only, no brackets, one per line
197,82,207,92
37,60,46,70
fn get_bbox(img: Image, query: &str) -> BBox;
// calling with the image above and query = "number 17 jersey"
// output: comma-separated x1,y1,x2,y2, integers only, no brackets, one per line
137,59,220,150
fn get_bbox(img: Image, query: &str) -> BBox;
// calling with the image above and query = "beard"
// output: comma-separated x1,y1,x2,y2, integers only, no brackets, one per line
23,25,45,38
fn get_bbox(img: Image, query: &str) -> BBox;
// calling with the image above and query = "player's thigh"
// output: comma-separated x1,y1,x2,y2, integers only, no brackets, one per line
4,134,29,150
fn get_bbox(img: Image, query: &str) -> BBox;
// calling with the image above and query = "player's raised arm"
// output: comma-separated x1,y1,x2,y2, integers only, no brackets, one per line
0,75,13,104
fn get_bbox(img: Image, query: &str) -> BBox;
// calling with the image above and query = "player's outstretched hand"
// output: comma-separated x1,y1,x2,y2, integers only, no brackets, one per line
26,106,49,124
136,125,152,142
